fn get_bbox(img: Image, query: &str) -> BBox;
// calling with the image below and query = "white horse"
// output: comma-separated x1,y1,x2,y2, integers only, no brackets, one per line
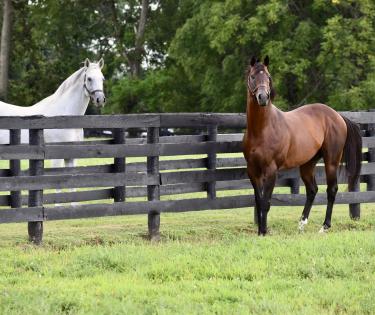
0,58,106,169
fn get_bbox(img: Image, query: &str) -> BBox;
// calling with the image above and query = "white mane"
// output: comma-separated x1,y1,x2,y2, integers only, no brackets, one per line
54,67,86,97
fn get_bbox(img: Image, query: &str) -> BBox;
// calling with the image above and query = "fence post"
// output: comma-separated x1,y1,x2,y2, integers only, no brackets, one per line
289,177,300,194
113,128,126,202
367,112,375,192
147,127,160,241
349,119,363,220
9,129,22,208
206,125,217,200
28,128,44,244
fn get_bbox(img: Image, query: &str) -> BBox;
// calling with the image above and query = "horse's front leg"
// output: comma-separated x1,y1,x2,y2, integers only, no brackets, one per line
251,171,277,236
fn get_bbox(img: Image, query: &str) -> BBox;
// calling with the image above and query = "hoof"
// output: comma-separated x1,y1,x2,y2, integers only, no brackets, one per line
150,233,161,242
318,225,330,234
298,218,308,232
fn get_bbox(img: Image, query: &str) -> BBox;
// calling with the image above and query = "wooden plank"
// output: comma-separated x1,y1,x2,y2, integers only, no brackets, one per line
0,114,161,129
1,139,371,162
270,191,375,206
43,164,113,175
0,161,372,192
44,143,159,159
217,134,243,142
50,139,112,145
0,173,158,191
0,112,370,130
127,135,206,145
43,189,113,204
217,157,246,168
40,141,242,159
362,137,375,148
161,168,248,185
40,191,375,222
2,137,372,160
0,207,43,223
160,183,205,196
160,113,246,128
1,190,374,224
341,111,375,124
0,145,43,159
37,158,205,175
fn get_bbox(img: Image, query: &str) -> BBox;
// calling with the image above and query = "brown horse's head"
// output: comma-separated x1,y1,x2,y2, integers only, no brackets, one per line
247,56,275,106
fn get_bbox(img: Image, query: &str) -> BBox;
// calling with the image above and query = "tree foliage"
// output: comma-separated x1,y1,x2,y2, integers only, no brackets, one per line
4,0,375,112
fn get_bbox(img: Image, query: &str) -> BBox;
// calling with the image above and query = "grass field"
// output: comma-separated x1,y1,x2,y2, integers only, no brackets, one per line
0,202,374,315
0,152,374,314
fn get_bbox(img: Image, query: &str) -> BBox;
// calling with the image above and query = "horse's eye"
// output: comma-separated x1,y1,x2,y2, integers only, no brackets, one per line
251,75,255,80
87,77,92,82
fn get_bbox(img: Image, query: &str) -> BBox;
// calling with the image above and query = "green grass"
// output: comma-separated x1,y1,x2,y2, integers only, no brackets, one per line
0,203,374,315
0,152,374,314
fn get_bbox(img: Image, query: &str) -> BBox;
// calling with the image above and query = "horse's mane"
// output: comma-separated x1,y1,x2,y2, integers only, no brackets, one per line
53,67,86,96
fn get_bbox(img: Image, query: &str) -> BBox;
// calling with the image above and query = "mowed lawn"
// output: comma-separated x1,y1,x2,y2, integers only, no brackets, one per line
0,202,374,315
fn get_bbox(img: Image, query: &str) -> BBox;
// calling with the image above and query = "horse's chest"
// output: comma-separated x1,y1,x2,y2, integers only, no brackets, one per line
244,147,273,170
243,135,287,176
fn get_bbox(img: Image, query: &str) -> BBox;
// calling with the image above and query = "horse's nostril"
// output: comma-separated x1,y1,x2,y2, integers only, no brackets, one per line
96,98,99,103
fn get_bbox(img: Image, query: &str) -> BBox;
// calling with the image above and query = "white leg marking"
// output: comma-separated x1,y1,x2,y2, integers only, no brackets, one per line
319,226,327,234
298,218,308,231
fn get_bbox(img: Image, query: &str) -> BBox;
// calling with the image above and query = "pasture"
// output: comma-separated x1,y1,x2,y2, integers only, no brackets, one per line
0,112,374,314
0,202,374,315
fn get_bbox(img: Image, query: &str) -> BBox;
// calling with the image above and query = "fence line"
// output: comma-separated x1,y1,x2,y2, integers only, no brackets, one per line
0,112,374,243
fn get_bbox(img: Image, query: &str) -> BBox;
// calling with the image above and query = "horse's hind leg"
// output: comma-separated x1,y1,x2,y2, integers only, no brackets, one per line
320,151,341,233
298,155,320,231
319,163,339,233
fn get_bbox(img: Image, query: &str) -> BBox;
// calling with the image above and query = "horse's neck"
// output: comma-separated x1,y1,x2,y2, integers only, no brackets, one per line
246,95,277,137
33,79,90,116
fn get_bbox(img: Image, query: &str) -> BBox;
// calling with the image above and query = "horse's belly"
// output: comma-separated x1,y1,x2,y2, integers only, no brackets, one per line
282,139,321,169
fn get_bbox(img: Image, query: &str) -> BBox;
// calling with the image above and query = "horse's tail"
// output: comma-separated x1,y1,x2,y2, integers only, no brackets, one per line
341,115,362,191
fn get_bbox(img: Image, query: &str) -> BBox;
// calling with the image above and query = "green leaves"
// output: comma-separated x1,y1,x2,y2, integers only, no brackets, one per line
6,0,375,113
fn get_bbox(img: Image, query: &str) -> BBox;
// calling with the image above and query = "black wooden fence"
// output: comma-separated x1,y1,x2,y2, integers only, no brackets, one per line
0,112,374,243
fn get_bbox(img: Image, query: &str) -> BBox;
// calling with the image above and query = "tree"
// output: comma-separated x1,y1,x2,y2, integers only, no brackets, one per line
0,0,13,100
4,1,375,113
166,0,375,112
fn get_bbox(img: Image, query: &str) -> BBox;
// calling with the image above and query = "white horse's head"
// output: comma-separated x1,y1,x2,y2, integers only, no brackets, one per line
83,58,106,107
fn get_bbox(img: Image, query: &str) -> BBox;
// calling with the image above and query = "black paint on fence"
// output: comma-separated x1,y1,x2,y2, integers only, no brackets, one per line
0,112,374,243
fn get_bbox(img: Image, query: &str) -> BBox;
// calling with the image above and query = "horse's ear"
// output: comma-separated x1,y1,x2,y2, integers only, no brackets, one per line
98,58,104,69
250,56,257,67
264,55,270,67
84,58,91,68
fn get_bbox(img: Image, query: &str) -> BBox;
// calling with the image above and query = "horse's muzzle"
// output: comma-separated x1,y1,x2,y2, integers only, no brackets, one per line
91,91,106,107
257,92,269,106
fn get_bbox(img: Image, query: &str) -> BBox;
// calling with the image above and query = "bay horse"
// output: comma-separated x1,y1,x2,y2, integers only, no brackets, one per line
243,56,362,235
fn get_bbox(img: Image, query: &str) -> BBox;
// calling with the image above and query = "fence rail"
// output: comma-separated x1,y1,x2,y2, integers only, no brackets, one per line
0,112,374,243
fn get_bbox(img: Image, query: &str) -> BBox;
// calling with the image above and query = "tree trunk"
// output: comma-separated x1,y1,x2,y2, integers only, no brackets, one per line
131,0,149,78
0,0,13,101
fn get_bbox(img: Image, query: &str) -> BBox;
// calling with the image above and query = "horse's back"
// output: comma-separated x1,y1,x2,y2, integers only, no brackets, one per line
280,103,346,168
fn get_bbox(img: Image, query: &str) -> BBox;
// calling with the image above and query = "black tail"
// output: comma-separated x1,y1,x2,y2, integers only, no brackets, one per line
341,115,362,190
